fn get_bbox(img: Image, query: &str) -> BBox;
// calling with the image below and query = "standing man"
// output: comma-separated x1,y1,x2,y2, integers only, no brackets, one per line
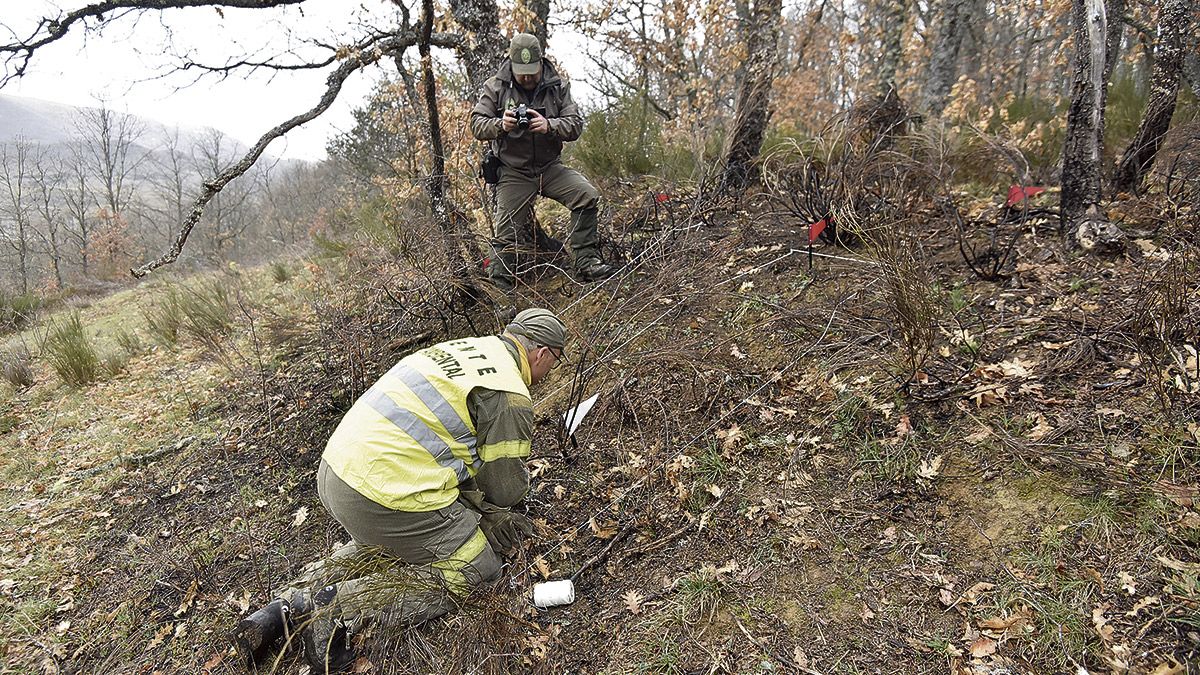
471,33,615,293
232,309,568,673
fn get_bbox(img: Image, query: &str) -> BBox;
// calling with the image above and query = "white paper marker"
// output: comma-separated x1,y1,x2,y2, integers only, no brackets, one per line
562,393,600,437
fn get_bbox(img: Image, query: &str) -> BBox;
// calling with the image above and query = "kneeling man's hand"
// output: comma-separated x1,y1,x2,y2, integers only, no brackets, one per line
481,510,533,552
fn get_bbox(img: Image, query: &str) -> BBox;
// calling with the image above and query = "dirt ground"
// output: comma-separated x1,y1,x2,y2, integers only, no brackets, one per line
1,185,1197,674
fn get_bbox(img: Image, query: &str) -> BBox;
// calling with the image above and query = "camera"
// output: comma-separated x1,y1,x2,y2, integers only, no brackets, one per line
516,103,529,130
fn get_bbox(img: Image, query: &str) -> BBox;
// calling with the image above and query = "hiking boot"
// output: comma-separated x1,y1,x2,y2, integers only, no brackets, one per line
302,585,356,674
231,591,310,671
575,258,615,282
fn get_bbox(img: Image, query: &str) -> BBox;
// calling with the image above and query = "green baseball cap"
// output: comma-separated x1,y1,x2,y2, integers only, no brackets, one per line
506,308,567,351
509,33,543,76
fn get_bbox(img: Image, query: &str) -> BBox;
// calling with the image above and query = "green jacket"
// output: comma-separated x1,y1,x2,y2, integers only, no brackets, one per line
470,59,584,174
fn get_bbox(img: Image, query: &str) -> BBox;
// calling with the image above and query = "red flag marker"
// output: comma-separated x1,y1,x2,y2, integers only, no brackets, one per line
808,218,828,243
1005,185,1045,207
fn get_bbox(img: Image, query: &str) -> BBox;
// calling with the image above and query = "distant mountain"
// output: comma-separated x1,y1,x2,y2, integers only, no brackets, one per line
0,93,261,161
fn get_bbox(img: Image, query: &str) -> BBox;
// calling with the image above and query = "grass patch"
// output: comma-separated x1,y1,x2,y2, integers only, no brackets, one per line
270,261,291,283
113,327,143,356
142,288,183,348
178,277,236,350
41,311,100,387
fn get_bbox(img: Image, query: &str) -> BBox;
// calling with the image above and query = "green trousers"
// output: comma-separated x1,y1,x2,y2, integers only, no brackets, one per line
491,161,601,287
276,461,501,627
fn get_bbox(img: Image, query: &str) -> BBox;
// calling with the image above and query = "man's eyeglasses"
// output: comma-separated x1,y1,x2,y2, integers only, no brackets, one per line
542,346,567,370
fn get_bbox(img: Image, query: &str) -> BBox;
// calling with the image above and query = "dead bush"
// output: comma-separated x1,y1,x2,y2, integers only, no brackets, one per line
1130,244,1200,414
1,343,35,389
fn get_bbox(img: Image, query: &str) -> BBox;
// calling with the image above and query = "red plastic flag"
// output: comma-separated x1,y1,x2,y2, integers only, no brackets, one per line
808,218,828,243
655,193,671,204
1005,185,1045,207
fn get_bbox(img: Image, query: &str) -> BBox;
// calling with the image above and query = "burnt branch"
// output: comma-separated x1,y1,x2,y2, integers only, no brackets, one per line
0,0,309,86
130,30,462,277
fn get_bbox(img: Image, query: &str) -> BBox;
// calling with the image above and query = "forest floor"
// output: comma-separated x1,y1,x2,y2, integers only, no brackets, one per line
1,184,1198,675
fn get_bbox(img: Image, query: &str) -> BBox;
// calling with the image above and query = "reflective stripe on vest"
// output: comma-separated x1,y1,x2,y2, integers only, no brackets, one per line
363,387,472,483
385,363,480,468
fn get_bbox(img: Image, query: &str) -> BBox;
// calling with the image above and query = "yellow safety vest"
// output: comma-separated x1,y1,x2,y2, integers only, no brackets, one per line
322,336,531,512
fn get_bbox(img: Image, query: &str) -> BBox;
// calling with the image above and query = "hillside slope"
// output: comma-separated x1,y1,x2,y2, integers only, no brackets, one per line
1,185,1197,674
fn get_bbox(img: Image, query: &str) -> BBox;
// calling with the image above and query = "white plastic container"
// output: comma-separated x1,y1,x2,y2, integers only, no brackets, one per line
532,579,575,608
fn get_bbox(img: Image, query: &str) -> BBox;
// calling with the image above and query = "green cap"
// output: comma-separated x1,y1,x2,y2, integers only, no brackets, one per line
508,33,543,76
506,308,566,351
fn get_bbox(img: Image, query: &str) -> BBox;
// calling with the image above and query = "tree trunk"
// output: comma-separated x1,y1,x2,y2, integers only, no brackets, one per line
448,0,507,95
421,0,482,302
1103,0,1126,85
1112,0,1193,194
874,0,909,95
516,0,550,47
924,0,968,115
720,0,784,190
0,141,32,294
1062,0,1125,252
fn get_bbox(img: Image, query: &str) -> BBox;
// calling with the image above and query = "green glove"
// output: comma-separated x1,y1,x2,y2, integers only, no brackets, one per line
479,510,533,552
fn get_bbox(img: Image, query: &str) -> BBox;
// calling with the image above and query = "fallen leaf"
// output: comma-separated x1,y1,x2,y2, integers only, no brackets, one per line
716,423,745,451
1092,603,1113,642
979,614,1027,632
292,506,308,527
201,653,223,672
918,455,943,480
55,620,70,634
707,484,724,498
1117,571,1136,595
534,556,552,579
350,656,375,673
895,415,913,438
622,590,644,615
174,579,199,617
792,646,809,667
968,636,996,658
1027,414,1054,440
731,344,747,360
860,602,875,622
1126,596,1159,617
553,485,567,499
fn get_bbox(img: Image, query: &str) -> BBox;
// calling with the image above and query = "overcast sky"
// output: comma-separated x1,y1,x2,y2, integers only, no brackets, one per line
2,1,593,161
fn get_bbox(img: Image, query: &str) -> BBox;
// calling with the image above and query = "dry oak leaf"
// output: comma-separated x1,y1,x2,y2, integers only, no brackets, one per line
622,590,644,615
968,637,997,658
918,455,943,480
1148,657,1186,675
978,614,1027,632
716,423,745,451
350,656,375,673
292,506,309,527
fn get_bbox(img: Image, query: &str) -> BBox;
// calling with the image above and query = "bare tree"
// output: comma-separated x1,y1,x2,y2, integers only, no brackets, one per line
1112,0,1195,194
61,143,96,276
192,128,256,261
146,128,197,250
720,0,785,190
1061,0,1126,252
29,146,67,288
75,104,147,223
0,140,33,293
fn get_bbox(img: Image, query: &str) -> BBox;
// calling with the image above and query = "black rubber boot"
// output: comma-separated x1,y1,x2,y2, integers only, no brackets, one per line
231,593,310,671
302,585,356,674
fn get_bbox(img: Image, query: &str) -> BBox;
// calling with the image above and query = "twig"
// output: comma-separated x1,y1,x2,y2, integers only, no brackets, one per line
570,524,634,583
72,436,197,477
